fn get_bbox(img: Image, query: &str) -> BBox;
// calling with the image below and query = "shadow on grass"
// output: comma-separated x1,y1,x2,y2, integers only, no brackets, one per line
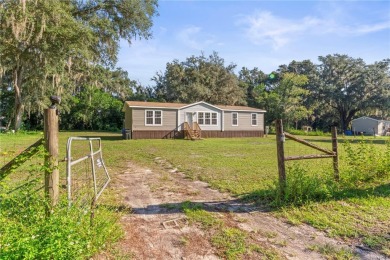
98,198,269,215
98,183,389,216
304,138,389,145
75,134,123,141
332,182,390,199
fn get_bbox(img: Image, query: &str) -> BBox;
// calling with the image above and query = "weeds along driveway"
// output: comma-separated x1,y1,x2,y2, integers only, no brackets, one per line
102,158,385,260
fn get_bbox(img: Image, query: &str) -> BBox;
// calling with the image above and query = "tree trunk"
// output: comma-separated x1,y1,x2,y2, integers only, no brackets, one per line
340,109,357,132
13,67,24,131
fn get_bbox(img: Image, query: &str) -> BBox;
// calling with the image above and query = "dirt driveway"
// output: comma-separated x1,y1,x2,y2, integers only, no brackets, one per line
102,158,386,259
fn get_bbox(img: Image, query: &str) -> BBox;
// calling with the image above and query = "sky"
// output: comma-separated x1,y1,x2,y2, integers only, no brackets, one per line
117,0,390,86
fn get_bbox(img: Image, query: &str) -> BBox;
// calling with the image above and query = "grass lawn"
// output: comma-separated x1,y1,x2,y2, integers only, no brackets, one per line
1,131,389,256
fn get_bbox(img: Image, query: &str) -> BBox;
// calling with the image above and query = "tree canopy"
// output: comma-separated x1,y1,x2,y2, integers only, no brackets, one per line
0,1,388,135
152,52,247,105
0,0,158,131
255,72,309,127
318,55,390,130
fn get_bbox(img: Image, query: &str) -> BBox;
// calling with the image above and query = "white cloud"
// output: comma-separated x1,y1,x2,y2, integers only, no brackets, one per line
238,11,390,49
351,22,390,34
176,25,217,50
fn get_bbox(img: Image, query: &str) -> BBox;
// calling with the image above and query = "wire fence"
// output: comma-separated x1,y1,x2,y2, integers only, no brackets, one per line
0,133,46,198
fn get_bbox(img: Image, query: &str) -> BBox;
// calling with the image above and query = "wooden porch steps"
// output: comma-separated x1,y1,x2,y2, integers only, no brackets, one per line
188,130,201,140
184,122,202,140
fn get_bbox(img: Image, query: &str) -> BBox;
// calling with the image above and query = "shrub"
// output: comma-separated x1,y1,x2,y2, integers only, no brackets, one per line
0,192,122,259
342,140,390,185
272,165,336,206
285,128,329,136
0,145,122,259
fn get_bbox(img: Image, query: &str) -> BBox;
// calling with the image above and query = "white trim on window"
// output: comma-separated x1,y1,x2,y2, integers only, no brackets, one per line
197,111,218,126
232,112,238,126
145,110,163,126
251,113,258,126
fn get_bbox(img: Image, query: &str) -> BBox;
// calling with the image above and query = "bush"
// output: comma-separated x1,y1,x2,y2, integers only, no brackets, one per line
342,140,390,185
285,128,329,136
245,139,390,207
0,147,122,259
0,192,122,259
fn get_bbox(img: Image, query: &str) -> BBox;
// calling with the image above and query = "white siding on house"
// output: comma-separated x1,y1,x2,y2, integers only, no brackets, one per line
383,121,390,135
179,103,221,131
352,117,379,135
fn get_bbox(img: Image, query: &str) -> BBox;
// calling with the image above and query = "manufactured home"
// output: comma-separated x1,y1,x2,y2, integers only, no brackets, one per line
351,116,390,136
123,101,266,139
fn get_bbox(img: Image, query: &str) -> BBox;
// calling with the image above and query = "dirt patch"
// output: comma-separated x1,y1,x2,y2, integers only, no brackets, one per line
103,159,386,259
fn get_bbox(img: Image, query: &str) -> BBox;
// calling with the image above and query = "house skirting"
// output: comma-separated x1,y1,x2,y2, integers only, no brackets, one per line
201,130,264,138
130,130,263,139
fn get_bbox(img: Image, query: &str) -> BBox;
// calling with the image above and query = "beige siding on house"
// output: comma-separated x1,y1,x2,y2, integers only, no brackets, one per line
124,106,132,129
132,108,177,131
224,111,264,131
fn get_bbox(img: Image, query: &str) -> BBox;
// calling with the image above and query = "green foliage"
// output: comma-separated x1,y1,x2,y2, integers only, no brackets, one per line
0,136,123,259
280,165,336,206
308,244,356,260
181,201,222,229
318,55,390,131
0,0,158,131
153,51,247,105
211,228,247,260
248,139,390,208
238,67,267,108
285,128,329,136
245,165,336,207
0,195,122,259
255,72,310,125
181,201,256,259
61,88,124,131
342,140,390,184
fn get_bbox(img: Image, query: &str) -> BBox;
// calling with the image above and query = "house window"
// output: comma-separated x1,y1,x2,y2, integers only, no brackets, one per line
251,113,257,126
205,113,210,124
198,112,204,125
145,110,162,126
198,112,217,125
212,113,217,125
232,113,238,126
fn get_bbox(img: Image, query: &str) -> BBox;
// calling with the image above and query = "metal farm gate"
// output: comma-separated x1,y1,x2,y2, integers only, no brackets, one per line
66,137,110,207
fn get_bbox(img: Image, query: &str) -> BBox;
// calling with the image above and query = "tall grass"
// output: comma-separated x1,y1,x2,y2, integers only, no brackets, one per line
244,139,390,255
248,139,390,207
343,140,390,184
0,140,123,259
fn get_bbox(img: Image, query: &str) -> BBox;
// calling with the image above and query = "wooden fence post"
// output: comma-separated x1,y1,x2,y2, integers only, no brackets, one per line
331,126,339,181
44,107,59,209
275,119,286,197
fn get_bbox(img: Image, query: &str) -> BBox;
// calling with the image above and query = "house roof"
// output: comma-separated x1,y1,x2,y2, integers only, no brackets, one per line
351,116,390,123
124,101,266,112
124,101,186,109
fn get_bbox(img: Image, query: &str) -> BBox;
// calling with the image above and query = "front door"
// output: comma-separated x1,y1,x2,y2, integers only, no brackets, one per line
186,112,193,128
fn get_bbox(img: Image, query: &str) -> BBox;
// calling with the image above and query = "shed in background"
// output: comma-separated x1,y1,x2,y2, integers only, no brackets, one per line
351,116,390,136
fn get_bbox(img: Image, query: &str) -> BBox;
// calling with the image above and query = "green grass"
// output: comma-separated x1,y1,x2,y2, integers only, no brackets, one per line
1,132,389,256
308,243,356,259
181,201,280,259
0,131,124,259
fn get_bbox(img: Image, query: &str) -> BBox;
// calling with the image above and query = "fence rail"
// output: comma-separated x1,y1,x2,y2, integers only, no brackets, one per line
275,119,339,196
0,138,43,180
